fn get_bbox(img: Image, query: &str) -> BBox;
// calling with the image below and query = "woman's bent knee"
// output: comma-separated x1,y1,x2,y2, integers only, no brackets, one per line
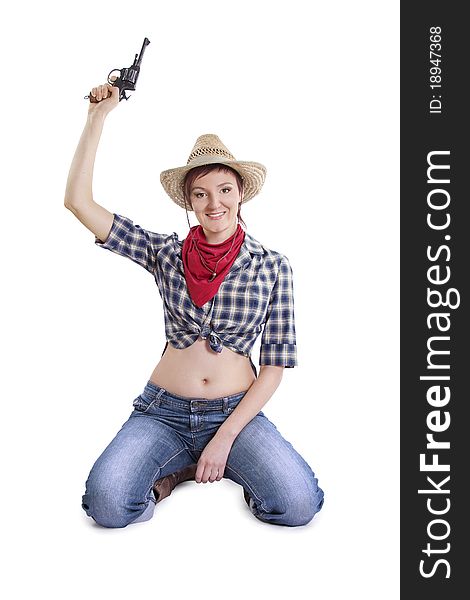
285,487,325,526
250,479,325,527
82,487,155,528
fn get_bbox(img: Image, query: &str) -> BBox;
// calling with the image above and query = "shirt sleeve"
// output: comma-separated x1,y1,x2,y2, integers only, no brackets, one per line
259,255,298,368
94,213,173,274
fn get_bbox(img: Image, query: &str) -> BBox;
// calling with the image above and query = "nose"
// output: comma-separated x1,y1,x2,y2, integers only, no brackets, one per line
205,193,223,209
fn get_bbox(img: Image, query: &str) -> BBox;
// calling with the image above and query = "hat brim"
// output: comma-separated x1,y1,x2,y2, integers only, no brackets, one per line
160,157,267,210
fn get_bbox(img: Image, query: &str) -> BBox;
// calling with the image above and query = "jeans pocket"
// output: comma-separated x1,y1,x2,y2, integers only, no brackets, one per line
132,393,157,413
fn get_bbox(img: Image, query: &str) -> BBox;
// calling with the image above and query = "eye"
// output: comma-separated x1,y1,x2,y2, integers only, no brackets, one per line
193,192,205,199
221,187,232,193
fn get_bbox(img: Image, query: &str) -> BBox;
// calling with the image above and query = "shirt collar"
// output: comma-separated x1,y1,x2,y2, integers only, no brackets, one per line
227,231,264,276
243,231,264,255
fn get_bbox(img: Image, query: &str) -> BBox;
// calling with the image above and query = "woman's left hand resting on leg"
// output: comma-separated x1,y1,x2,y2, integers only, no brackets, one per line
195,366,284,484
195,435,234,483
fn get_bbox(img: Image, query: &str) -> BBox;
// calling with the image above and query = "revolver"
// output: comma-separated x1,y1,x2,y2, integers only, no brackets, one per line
85,37,150,103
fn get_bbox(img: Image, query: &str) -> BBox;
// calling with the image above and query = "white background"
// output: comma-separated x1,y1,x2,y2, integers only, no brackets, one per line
2,1,399,598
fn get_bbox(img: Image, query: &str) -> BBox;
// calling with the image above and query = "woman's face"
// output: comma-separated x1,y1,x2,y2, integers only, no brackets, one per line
189,169,241,243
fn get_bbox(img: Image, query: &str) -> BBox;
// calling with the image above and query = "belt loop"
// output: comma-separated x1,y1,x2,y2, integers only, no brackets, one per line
155,387,166,407
223,397,229,414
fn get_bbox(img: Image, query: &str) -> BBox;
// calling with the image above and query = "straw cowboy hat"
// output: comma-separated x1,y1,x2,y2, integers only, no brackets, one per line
160,134,267,210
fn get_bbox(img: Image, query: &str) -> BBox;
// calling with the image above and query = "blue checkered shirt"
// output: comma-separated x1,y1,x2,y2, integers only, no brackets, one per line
94,213,298,368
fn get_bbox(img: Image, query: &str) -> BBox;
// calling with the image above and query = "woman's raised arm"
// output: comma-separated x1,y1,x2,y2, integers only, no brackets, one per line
64,79,119,243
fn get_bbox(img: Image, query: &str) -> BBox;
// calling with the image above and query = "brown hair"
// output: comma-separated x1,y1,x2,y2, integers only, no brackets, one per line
183,164,246,229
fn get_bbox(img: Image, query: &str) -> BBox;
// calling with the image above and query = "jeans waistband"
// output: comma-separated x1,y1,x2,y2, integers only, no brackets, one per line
144,380,247,412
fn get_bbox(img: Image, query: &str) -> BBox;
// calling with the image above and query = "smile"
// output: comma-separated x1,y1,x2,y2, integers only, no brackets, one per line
206,212,226,220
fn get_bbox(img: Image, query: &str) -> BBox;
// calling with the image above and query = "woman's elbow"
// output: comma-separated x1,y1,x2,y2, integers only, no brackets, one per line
259,364,285,381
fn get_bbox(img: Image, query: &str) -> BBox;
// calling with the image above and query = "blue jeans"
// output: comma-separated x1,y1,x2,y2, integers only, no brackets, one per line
82,380,324,528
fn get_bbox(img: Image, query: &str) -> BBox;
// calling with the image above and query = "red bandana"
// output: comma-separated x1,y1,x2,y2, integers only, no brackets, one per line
182,224,245,308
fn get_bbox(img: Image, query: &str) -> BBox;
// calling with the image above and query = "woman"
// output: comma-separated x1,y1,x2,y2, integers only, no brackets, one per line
64,80,324,528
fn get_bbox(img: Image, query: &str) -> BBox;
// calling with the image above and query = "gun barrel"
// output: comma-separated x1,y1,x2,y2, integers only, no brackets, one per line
133,37,150,66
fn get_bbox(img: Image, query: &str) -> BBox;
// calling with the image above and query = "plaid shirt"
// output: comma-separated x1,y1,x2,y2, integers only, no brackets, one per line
94,213,298,368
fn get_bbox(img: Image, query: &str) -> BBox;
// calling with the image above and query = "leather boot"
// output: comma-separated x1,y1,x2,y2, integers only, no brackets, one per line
153,464,198,503
243,488,252,508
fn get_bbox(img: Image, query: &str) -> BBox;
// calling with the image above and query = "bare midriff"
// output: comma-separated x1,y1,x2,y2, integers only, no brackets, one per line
149,336,257,400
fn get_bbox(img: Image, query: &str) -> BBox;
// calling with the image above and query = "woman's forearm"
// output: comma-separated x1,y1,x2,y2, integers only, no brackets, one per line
64,113,106,209
216,365,284,441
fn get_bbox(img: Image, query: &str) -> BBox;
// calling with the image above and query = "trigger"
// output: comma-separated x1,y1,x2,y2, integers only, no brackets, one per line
108,69,120,84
